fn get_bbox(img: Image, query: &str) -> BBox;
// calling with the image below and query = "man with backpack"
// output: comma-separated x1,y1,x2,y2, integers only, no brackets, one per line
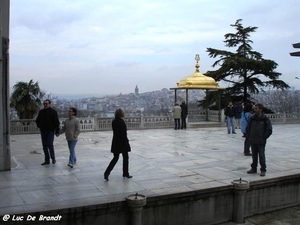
246,103,272,176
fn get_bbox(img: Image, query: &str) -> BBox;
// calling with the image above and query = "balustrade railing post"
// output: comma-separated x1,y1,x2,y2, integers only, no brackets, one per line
221,109,225,123
140,114,144,129
93,117,97,131
126,193,146,225
232,178,249,223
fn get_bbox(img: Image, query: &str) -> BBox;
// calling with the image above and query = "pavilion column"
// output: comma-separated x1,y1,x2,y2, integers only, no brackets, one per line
218,89,221,122
185,89,188,106
205,90,209,121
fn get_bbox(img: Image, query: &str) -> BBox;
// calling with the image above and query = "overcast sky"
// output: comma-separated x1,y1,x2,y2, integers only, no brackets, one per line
9,0,300,96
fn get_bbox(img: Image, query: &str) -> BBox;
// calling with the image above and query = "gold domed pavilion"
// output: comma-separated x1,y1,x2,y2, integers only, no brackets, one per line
174,54,220,90
170,54,224,121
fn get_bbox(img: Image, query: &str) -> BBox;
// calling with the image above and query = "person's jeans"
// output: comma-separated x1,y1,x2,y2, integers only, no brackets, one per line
68,140,77,165
244,135,251,154
226,117,235,133
181,117,187,129
40,130,55,162
174,118,180,129
250,143,266,172
235,118,241,128
104,152,129,177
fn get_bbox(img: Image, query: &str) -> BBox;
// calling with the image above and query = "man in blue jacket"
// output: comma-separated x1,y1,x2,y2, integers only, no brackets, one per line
246,103,272,176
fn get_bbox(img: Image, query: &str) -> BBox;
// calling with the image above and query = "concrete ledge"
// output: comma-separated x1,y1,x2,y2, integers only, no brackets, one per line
245,174,300,217
4,174,299,225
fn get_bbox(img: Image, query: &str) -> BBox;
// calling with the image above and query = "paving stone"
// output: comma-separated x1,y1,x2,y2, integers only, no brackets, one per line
0,124,299,224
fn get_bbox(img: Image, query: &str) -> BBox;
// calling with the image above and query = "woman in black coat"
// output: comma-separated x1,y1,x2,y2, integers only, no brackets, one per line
104,108,132,181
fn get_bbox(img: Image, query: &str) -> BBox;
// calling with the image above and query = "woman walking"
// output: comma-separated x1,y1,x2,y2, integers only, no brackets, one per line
104,108,132,181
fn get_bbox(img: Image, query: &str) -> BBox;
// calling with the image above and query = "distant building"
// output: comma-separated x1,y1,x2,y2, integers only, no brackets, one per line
135,85,139,95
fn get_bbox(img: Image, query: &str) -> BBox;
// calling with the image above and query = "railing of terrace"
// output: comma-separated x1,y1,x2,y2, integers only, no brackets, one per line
11,118,95,135
10,120,39,134
187,109,221,122
267,113,284,123
9,111,300,135
142,116,173,129
187,109,206,122
285,113,300,123
96,118,113,131
267,113,300,123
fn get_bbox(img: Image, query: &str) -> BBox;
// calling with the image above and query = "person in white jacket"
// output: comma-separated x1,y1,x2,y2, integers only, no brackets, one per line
58,108,81,168
172,103,182,130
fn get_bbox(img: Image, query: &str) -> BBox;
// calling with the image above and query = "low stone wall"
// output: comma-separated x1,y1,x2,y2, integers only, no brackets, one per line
9,111,300,135
245,175,300,216
8,174,300,225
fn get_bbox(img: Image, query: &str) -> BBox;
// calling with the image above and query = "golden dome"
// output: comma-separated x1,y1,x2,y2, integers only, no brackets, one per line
176,54,220,89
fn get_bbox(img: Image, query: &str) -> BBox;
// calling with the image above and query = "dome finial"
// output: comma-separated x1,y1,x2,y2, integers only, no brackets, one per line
195,54,200,72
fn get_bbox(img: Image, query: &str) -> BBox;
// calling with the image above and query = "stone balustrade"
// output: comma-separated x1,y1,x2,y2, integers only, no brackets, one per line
9,110,300,135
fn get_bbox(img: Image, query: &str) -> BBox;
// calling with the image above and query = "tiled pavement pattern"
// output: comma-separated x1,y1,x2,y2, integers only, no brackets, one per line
0,124,299,224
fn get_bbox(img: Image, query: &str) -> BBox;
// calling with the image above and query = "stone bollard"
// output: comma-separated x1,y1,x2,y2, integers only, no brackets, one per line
126,193,147,225
232,178,249,223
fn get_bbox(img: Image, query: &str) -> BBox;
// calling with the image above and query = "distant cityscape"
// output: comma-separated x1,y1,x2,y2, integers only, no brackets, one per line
10,85,300,120
49,86,206,118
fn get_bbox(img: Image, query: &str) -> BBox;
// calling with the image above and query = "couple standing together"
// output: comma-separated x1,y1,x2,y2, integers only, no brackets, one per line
36,100,132,180
173,100,188,130
36,99,80,168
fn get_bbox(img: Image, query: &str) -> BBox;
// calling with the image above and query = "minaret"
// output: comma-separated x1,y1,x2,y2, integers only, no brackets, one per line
135,85,139,95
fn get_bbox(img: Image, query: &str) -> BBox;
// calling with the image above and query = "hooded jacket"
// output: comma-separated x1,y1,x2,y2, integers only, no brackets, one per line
246,114,272,145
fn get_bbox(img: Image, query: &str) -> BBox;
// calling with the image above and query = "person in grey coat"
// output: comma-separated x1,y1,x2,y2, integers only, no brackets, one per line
58,107,80,168
172,103,182,130
246,103,272,176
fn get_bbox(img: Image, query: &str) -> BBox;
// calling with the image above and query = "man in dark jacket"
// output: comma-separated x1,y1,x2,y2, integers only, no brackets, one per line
225,101,236,134
180,100,188,129
246,103,272,176
36,99,60,165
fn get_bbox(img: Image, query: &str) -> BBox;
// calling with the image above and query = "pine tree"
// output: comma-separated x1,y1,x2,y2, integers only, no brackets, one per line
206,19,289,104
